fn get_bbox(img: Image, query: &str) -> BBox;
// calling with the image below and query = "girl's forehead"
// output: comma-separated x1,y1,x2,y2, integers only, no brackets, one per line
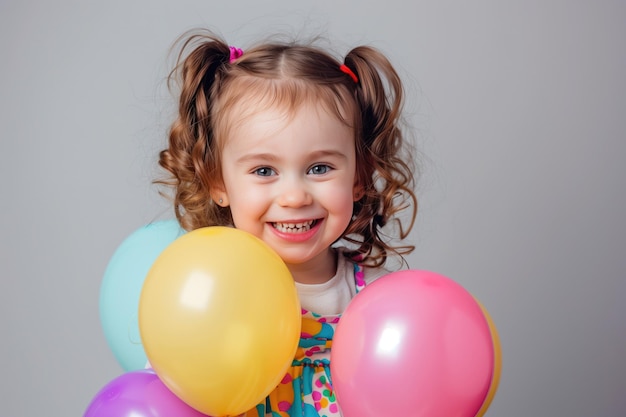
222,101,356,160
215,83,355,146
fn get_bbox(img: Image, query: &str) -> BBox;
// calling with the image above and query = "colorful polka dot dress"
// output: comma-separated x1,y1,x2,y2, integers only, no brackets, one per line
245,262,366,417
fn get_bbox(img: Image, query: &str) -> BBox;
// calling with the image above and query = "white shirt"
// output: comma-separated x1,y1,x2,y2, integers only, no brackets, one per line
295,251,388,316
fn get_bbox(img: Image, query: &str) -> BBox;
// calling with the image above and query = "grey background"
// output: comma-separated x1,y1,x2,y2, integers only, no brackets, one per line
1,1,625,416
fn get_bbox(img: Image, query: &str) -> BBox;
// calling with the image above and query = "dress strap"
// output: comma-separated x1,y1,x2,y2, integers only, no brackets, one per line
353,261,366,293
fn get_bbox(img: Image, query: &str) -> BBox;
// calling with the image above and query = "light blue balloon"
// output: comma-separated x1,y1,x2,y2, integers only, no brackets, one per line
99,220,186,370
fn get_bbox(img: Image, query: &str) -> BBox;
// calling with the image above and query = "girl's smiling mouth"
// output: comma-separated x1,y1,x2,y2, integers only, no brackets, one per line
271,219,320,233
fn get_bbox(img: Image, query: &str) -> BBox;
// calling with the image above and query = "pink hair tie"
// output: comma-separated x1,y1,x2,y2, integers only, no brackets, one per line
339,64,359,83
229,46,243,63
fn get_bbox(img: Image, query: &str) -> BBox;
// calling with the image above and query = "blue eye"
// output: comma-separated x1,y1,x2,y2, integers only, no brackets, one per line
254,167,275,176
308,164,331,175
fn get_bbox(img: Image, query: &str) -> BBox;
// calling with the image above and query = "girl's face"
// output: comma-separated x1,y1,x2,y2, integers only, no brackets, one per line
215,102,360,279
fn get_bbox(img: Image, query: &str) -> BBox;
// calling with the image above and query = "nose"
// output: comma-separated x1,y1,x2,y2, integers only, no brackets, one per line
276,177,313,208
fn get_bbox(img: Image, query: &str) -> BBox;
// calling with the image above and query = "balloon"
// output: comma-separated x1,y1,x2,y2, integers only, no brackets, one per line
84,370,208,417
331,270,494,417
475,300,502,417
139,227,301,417
100,220,186,370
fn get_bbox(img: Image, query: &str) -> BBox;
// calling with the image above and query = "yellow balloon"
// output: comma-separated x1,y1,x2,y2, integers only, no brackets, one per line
475,300,502,417
139,227,301,416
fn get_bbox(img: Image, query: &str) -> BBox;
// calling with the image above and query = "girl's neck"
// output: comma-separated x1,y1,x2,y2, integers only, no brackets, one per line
286,248,338,285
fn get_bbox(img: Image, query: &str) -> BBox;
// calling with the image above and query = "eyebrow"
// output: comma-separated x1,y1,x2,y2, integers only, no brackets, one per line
235,153,279,164
309,150,349,160
236,150,348,164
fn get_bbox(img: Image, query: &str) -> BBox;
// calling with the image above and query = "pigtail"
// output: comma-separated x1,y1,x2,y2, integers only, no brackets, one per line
157,31,232,230
343,47,417,266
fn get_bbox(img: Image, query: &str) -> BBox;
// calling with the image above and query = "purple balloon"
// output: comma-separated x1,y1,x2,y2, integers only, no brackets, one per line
84,370,209,417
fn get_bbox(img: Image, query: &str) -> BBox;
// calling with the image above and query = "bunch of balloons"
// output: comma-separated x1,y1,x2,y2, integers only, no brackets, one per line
88,220,501,416
89,222,301,416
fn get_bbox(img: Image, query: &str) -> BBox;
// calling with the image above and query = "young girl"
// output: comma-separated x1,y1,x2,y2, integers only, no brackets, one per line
157,29,418,417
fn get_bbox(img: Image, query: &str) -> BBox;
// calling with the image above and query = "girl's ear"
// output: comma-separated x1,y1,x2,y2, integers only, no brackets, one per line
211,184,229,207
353,183,365,201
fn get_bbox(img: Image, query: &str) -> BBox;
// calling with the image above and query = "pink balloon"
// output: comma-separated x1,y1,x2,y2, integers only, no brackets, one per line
84,370,209,417
331,270,494,417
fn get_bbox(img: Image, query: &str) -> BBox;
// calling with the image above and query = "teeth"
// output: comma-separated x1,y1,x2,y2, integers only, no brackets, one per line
273,220,315,233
